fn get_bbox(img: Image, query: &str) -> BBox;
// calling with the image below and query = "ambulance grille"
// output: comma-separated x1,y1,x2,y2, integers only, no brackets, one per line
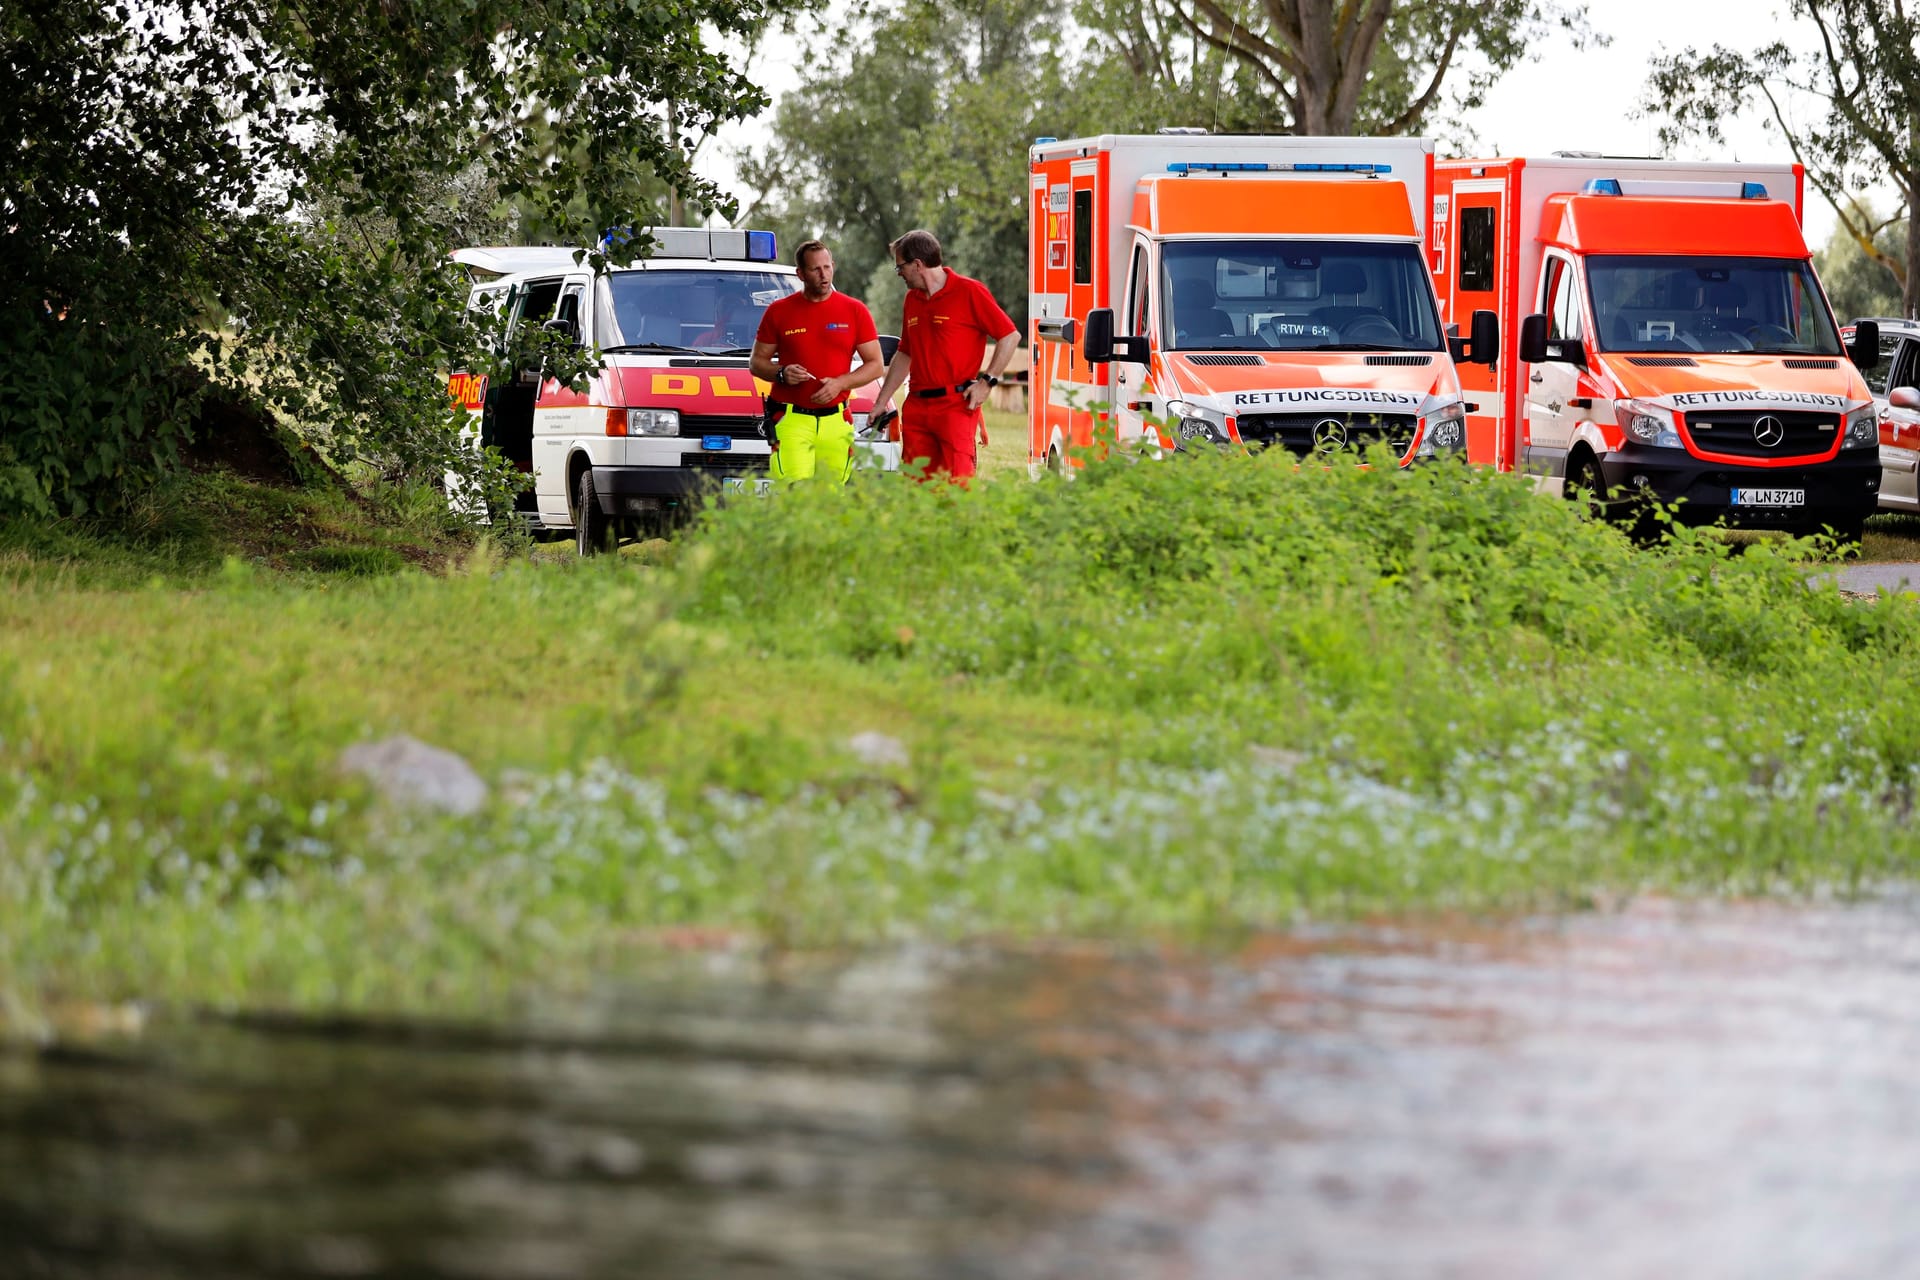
1185,354,1263,366
679,413,764,439
1681,410,1839,458
1236,412,1417,458
1626,355,1699,367
679,452,770,472
1784,359,1837,369
1364,355,1433,366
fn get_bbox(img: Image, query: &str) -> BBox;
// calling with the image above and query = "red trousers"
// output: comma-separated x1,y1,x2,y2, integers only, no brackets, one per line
901,396,979,482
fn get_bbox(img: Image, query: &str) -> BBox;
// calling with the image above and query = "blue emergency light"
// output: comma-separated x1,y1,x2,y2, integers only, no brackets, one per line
1166,161,1391,174
746,230,778,261
1741,181,1768,199
1582,178,1624,195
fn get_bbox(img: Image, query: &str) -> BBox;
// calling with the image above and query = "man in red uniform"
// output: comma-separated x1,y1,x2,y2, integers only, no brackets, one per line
869,229,1019,483
750,240,884,484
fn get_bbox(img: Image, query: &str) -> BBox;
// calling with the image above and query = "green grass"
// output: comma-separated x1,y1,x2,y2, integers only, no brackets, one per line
5,453,1920,1029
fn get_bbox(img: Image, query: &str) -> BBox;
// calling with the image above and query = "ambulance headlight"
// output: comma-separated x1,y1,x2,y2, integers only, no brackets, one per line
627,409,680,436
1415,396,1468,456
1616,398,1681,448
1167,399,1230,446
1843,403,1879,449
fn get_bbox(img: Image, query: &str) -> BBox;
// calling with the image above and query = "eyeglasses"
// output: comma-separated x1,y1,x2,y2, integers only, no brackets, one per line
893,262,908,275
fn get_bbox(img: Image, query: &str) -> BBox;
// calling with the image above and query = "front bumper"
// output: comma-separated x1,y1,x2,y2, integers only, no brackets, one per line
591,461,768,512
1598,446,1880,529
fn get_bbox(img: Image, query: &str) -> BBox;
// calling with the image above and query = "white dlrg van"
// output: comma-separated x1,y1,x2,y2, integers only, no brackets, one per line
448,229,897,554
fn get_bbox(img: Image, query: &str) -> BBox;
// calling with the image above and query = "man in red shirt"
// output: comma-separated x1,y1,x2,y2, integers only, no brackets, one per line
750,240,883,484
869,229,1019,483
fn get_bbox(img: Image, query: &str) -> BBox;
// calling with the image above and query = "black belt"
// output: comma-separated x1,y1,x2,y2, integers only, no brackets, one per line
769,402,847,418
913,381,975,399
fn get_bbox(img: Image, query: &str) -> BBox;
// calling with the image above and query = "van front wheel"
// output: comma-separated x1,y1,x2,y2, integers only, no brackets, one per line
575,469,613,556
1566,451,1609,522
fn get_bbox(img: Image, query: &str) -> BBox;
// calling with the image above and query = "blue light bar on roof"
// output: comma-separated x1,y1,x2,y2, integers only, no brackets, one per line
1582,178,1624,196
746,230,778,261
1166,161,1391,174
1741,181,1768,199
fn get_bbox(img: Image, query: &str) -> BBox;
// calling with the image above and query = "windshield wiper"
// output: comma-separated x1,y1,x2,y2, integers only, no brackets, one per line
600,342,699,355
1303,343,1409,352
1745,346,1821,355
712,347,757,356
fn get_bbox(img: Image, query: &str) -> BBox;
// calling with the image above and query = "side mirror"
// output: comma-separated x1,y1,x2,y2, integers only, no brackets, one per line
1083,308,1148,364
543,316,578,343
1891,386,1920,411
878,333,900,364
1518,314,1549,365
1469,309,1500,366
1518,313,1585,367
1849,319,1880,369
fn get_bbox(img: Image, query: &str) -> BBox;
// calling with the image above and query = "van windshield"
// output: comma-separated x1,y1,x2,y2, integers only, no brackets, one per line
605,269,798,353
1585,256,1843,356
1160,240,1443,353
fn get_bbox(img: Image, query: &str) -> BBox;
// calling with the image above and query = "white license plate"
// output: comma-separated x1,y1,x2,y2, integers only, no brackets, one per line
722,476,773,497
1731,487,1805,507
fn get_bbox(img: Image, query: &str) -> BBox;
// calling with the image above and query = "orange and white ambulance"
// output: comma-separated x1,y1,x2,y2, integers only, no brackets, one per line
1027,133,1496,469
1430,155,1881,536
448,229,896,554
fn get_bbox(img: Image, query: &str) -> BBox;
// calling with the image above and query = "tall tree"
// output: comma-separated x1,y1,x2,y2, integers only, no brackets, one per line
1081,0,1597,137
1643,0,1920,317
1,0,770,515
1814,201,1909,323
748,0,1597,334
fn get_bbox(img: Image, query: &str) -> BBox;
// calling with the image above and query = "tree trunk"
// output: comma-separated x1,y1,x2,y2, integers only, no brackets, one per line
1906,188,1918,318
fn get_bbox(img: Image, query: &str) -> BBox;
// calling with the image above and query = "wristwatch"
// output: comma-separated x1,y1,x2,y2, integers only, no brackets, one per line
979,373,1000,388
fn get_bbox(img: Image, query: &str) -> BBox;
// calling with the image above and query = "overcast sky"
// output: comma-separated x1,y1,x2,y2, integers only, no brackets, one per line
696,0,1876,249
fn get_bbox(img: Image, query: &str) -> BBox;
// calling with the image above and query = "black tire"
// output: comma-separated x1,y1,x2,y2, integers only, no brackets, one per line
1565,450,1610,521
575,468,613,557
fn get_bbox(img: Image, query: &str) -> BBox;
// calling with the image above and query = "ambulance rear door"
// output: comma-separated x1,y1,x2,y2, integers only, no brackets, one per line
1443,178,1511,469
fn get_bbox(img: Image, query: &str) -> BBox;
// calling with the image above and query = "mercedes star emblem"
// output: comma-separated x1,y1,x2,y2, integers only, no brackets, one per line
1312,417,1349,453
1752,414,1786,449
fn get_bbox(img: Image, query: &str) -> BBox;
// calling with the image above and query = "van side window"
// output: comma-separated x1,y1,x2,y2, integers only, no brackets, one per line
1072,189,1093,286
515,279,564,334
1546,257,1582,342
556,284,586,341
1127,244,1150,338
1891,338,1919,395
1457,206,1494,293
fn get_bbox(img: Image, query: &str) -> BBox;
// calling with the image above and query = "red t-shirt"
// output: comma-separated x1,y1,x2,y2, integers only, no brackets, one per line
756,289,878,407
897,271,1018,391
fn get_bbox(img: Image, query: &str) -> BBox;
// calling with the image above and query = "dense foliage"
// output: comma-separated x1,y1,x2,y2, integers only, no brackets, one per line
1,0,773,516
1643,0,1920,318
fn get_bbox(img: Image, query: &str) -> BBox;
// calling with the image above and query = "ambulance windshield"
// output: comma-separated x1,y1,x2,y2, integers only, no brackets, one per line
1159,241,1443,353
605,269,798,354
1585,256,1843,356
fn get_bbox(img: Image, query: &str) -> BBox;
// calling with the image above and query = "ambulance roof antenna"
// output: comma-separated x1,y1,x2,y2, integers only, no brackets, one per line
1211,9,1238,134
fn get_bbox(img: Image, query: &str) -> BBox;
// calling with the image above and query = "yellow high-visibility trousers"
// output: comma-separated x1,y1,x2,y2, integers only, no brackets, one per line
768,404,854,485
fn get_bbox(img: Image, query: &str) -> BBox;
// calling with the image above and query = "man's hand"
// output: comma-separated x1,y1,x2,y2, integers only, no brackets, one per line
963,379,990,412
783,362,815,387
810,375,844,405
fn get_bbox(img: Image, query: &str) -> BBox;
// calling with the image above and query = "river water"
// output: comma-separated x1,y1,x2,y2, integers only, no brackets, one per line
5,895,1919,1278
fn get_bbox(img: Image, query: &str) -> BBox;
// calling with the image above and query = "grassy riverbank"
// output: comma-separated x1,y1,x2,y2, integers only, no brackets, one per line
5,445,1920,1027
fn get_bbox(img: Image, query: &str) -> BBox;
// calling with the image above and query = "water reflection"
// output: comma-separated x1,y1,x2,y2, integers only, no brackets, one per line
5,897,1920,1278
